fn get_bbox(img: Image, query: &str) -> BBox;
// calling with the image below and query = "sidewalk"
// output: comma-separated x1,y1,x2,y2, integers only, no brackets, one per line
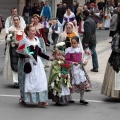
0,29,5,43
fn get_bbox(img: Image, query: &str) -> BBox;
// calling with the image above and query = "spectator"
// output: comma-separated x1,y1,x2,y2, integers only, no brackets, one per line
76,4,83,25
36,3,42,15
83,5,89,11
40,1,52,21
82,10,99,72
71,1,78,18
85,0,90,9
22,2,32,24
63,3,67,14
32,3,38,15
97,0,105,11
56,2,65,24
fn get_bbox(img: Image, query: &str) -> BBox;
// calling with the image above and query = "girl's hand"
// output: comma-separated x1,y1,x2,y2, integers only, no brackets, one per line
61,74,68,79
73,62,78,66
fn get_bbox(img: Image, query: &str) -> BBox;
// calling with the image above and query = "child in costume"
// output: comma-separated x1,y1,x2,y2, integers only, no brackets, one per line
48,50,71,105
49,19,60,46
104,11,111,30
65,36,92,105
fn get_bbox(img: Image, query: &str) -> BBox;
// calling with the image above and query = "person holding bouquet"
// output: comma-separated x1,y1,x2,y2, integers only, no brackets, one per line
3,15,24,87
48,50,71,105
65,36,92,105
18,25,50,106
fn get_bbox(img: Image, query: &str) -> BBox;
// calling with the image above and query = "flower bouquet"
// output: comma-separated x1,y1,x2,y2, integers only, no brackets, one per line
6,32,17,43
56,42,65,52
16,44,37,64
60,63,71,75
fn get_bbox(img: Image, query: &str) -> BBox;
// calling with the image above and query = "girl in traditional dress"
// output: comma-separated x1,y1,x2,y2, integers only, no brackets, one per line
62,8,77,31
101,8,120,98
18,25,50,106
48,50,71,105
33,14,49,66
97,10,104,30
65,36,92,104
41,15,49,42
104,10,111,30
3,15,24,87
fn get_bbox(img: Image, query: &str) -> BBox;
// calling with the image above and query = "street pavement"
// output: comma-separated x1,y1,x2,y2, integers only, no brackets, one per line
0,29,120,120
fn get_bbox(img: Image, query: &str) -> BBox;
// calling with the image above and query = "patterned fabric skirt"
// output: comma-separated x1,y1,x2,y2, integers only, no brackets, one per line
48,85,70,104
71,67,92,93
101,62,120,98
18,58,48,104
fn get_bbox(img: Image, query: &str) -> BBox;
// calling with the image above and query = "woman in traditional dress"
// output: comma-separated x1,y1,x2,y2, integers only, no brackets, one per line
3,15,24,87
33,14,49,66
62,8,77,31
101,8,120,98
58,22,78,49
18,25,50,106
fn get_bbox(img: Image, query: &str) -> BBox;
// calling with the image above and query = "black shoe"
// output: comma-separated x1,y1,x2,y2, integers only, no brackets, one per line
91,68,98,72
109,41,112,43
80,100,88,105
68,100,75,103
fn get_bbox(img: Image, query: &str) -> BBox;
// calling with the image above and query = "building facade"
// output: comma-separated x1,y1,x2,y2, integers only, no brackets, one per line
0,0,120,19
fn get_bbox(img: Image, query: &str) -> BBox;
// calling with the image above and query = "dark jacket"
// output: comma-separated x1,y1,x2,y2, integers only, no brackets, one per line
22,6,32,16
82,16,96,49
56,7,65,18
71,5,77,16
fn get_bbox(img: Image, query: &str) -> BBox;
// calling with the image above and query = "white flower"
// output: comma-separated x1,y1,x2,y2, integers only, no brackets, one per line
51,82,54,88
16,31,22,35
8,34,13,38
56,42,65,47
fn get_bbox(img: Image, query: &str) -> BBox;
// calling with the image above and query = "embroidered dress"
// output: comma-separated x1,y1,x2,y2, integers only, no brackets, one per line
3,26,24,85
18,37,49,103
63,12,77,31
65,47,92,92
101,52,120,98
48,60,71,103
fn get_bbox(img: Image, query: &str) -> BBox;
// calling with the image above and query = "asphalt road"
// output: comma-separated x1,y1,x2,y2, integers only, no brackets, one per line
0,30,120,120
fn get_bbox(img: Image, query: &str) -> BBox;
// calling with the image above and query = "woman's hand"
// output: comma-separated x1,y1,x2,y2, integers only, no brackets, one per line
13,42,19,46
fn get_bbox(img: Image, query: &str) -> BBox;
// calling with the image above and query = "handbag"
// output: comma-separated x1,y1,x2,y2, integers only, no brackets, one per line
111,32,120,53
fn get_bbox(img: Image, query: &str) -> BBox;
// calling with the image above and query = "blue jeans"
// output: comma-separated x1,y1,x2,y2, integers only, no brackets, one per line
89,45,99,69
24,16,30,24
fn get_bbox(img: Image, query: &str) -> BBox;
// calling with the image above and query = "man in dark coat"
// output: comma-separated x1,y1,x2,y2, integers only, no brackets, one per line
97,0,105,10
56,3,65,24
82,10,99,72
22,2,32,24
